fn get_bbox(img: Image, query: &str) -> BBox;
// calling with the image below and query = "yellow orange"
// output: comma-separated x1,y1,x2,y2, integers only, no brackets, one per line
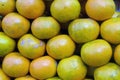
2,12,30,38
0,0,15,16
46,35,75,59
30,56,57,80
2,52,30,77
85,0,115,21
81,39,112,67
18,34,45,59
0,68,10,80
101,18,120,44
31,17,60,39
16,0,45,19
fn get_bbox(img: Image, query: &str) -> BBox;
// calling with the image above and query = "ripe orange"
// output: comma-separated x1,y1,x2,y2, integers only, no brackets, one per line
18,34,45,59
100,18,120,44
68,18,99,43
46,35,75,59
31,17,60,39
85,0,115,21
2,52,30,77
114,44,120,65
16,0,45,19
94,63,120,80
30,56,57,80
57,55,87,80
0,68,10,80
2,12,30,38
0,32,16,57
81,39,112,67
14,75,36,80
0,0,15,16
50,0,81,23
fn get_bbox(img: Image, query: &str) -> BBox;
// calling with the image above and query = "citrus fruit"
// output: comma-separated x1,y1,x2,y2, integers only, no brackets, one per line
2,52,30,77
0,68,10,80
112,11,120,18
81,39,112,67
16,0,45,19
46,35,75,59
57,55,87,80
50,0,81,23
0,0,15,16
30,56,57,80
31,17,60,39
46,77,61,80
18,34,45,59
0,32,16,57
114,44,120,65
100,18,120,44
85,0,116,21
68,18,99,43
94,63,120,80
2,12,30,38
14,75,36,80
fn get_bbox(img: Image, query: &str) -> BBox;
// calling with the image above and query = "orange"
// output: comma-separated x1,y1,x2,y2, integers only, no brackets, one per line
81,39,112,67
2,12,30,38
46,35,75,59
114,44,120,65
85,0,115,21
94,63,120,80
0,0,15,16
0,32,16,57
2,52,30,77
68,18,99,43
100,18,120,44
18,34,45,59
57,55,87,80
50,0,81,23
30,56,57,80
0,68,10,80
16,0,45,19
14,75,36,80
31,17,60,39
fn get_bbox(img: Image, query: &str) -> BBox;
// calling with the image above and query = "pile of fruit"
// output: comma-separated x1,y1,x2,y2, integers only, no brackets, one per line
0,0,120,80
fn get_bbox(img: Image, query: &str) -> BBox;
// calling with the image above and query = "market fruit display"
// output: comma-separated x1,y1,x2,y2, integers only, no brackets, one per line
0,0,120,80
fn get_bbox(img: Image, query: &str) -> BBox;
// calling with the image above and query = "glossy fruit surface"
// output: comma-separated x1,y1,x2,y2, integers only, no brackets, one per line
46,35,75,59
81,39,112,67
57,55,87,80
50,0,81,23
